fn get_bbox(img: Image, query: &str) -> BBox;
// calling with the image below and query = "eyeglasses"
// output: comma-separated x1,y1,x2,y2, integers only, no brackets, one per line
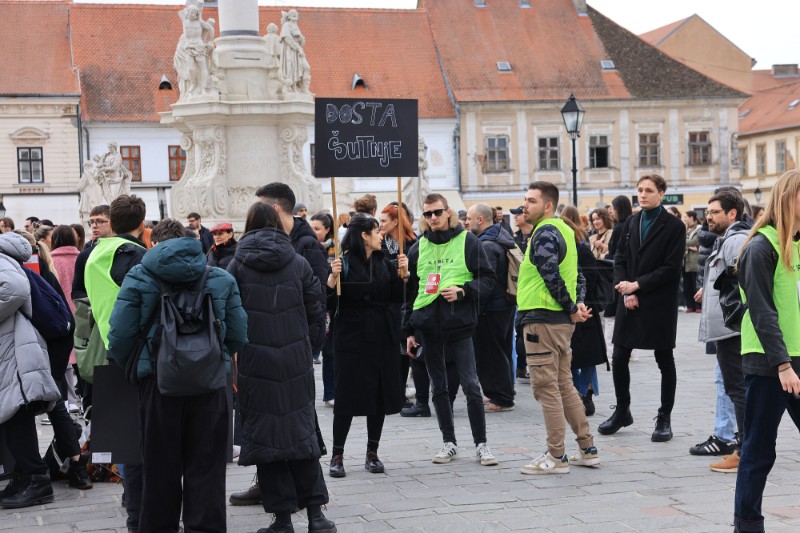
706,209,724,216
88,219,109,227
422,209,446,219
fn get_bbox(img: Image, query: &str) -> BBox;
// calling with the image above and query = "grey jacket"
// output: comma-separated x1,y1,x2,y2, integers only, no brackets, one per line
698,220,750,343
0,233,60,424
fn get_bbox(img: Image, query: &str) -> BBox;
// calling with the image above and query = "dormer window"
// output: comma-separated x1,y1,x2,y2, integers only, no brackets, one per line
600,60,615,70
497,62,512,72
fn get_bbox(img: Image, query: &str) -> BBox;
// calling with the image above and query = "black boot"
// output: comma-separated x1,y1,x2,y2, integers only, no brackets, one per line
0,474,54,509
401,402,431,417
307,505,337,532
329,454,346,478
229,473,261,506
257,511,293,533
583,390,595,416
0,472,23,499
365,450,384,474
67,455,93,490
651,410,673,442
598,405,633,435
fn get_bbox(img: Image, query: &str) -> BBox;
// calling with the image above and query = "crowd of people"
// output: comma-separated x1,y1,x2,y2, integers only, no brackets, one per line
0,170,797,533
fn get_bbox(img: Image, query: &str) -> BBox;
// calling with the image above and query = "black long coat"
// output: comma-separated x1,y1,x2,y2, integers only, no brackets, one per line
227,227,326,465
612,208,686,350
330,250,405,417
571,243,608,369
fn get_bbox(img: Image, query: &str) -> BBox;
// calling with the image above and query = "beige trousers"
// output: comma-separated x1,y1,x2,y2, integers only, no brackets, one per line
524,322,593,457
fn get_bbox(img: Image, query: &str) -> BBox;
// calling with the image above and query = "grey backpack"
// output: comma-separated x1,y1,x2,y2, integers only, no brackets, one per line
151,266,226,397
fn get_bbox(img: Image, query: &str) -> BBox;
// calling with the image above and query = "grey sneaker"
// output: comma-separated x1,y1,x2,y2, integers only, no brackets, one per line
569,445,600,467
476,443,498,466
432,442,458,464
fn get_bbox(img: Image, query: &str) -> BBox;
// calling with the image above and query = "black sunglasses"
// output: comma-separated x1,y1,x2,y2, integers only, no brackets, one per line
422,208,446,219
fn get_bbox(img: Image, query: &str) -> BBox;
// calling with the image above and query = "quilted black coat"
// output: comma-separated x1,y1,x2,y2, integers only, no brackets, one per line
227,227,325,465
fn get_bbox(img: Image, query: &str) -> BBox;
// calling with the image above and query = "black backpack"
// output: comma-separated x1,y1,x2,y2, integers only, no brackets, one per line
23,267,73,340
145,266,226,397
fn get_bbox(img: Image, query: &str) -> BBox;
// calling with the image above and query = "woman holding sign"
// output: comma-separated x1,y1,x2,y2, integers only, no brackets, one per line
326,214,408,477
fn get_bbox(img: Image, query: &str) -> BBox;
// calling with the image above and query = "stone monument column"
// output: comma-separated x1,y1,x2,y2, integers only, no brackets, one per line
162,0,321,228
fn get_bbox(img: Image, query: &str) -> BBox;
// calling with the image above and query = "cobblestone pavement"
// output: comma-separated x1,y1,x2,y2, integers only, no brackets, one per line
3,312,800,532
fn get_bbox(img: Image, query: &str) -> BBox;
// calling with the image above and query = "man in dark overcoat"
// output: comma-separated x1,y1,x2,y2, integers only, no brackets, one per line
598,174,686,442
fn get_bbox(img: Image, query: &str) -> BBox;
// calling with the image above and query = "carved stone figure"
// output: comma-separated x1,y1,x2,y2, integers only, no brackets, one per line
174,1,216,100
94,142,132,204
262,22,284,100
279,10,311,94
403,137,431,226
77,160,104,223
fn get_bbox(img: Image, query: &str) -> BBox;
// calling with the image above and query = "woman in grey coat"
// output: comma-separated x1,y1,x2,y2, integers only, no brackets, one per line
0,232,61,509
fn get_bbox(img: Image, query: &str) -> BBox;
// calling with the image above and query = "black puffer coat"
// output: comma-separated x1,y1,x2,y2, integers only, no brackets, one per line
207,238,237,270
227,227,325,465
329,251,405,417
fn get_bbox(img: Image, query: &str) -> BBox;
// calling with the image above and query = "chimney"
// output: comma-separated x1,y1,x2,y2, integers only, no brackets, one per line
772,64,799,77
573,0,587,15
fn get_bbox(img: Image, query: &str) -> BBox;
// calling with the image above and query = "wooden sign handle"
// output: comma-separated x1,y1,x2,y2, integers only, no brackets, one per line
397,176,406,278
330,176,341,296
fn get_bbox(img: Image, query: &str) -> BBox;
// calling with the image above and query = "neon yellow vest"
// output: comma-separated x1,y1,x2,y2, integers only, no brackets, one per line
413,231,473,310
517,217,577,312
84,237,144,349
740,226,800,357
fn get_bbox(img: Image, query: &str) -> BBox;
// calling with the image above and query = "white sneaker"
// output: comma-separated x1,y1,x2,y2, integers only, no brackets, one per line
68,403,81,414
432,442,458,463
40,415,51,425
476,443,498,466
521,452,570,475
232,445,241,459
569,446,600,467
405,387,416,400
324,399,335,408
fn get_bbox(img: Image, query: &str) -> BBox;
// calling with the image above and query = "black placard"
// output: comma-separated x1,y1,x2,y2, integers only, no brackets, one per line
314,98,418,177
91,364,235,466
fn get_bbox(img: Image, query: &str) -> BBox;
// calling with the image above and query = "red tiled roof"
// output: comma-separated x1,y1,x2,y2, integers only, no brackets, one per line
639,16,691,47
752,69,800,92
0,1,80,96
738,80,800,136
69,4,454,122
424,0,630,102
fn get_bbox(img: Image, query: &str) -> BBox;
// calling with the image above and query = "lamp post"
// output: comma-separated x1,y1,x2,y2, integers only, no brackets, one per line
754,186,762,203
561,94,585,206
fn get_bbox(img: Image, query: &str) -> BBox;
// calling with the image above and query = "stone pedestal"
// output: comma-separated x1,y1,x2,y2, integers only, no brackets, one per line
162,100,321,228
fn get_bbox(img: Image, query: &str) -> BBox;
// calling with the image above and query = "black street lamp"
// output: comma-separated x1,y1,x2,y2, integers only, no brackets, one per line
754,187,762,203
560,94,585,206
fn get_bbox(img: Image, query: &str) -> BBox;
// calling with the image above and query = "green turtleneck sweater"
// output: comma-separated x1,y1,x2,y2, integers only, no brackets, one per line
640,205,663,242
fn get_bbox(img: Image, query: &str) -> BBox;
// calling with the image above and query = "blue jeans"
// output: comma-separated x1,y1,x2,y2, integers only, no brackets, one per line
571,366,599,397
714,362,737,442
734,373,800,532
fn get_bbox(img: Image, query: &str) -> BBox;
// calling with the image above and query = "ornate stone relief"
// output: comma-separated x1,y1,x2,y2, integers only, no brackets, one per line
280,125,322,210
172,126,228,219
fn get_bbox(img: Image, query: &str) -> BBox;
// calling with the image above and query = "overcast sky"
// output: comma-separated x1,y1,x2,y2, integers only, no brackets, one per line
79,0,798,68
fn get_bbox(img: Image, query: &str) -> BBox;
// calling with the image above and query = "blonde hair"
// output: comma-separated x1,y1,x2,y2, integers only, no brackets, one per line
36,240,59,282
560,205,587,243
741,169,800,272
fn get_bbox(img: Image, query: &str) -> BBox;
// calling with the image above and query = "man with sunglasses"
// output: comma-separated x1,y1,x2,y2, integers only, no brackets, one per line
403,193,498,466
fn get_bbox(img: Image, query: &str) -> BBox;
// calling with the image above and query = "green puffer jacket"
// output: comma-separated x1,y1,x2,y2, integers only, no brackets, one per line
106,237,248,380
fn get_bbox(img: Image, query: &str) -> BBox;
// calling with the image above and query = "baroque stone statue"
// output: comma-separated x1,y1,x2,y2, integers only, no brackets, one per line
174,0,216,101
94,142,132,205
77,160,104,223
279,10,311,94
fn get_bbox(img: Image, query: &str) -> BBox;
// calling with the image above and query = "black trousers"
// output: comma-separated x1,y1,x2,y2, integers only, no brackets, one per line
473,308,515,407
683,271,700,311
410,356,430,404
138,377,229,533
515,321,527,371
717,336,746,445
612,345,676,414
48,401,81,460
418,333,486,445
257,459,328,513
2,408,47,475
332,414,385,452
